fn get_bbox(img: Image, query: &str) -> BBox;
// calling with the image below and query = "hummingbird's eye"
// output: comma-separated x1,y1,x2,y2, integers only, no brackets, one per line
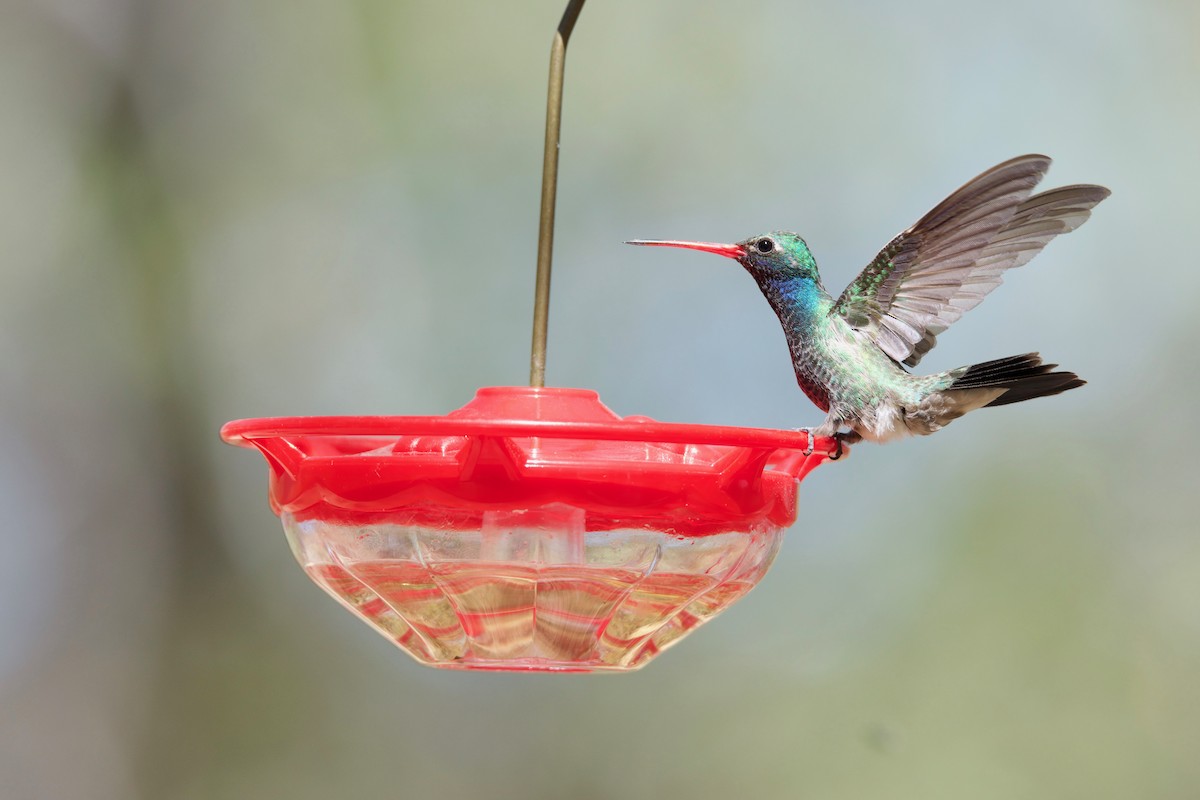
755,237,775,254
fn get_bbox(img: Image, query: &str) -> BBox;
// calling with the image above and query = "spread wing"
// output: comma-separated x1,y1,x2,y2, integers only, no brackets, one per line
831,155,1109,367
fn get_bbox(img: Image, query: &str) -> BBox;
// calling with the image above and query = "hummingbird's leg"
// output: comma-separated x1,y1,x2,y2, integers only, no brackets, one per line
807,417,842,455
795,417,843,457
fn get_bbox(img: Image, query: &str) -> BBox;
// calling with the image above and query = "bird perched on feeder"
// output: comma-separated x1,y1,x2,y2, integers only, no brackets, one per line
628,155,1107,453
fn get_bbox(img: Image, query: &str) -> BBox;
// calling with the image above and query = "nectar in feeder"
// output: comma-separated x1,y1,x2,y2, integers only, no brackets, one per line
222,388,839,672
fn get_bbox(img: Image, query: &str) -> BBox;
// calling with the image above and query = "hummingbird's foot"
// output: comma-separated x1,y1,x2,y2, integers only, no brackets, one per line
829,431,861,461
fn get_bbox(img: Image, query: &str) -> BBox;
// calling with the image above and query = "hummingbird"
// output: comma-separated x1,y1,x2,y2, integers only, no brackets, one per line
628,155,1108,453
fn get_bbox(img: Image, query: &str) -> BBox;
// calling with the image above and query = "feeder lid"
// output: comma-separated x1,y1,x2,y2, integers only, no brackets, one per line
221,387,839,535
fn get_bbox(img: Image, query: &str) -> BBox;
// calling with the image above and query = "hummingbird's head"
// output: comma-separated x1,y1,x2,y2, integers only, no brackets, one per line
626,231,820,286
736,231,819,283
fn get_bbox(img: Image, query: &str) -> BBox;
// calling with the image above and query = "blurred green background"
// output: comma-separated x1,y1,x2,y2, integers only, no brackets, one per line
2,0,1198,797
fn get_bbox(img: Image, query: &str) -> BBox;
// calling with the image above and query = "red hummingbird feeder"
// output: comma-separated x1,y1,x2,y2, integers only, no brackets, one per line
222,0,842,672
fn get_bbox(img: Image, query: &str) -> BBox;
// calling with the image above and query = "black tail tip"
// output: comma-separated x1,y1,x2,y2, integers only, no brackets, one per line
951,353,1085,407
986,371,1085,407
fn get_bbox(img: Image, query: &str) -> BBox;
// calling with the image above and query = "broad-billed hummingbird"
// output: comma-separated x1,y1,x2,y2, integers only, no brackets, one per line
628,155,1107,451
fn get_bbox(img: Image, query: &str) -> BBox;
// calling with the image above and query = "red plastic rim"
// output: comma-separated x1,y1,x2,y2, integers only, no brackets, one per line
222,387,840,535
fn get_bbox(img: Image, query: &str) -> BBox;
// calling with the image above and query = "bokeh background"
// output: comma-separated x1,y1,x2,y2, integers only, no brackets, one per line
2,0,1198,797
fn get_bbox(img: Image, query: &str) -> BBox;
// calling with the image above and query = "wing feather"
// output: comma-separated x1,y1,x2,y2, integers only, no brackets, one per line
832,156,1109,367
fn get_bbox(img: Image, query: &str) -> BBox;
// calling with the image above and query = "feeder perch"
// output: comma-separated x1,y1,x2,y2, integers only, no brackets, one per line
222,0,844,672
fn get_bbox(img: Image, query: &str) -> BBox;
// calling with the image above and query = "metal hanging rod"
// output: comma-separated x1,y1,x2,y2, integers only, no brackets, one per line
529,0,587,388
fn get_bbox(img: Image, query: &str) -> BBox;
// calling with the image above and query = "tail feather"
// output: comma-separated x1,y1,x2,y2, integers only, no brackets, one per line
949,352,1085,407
